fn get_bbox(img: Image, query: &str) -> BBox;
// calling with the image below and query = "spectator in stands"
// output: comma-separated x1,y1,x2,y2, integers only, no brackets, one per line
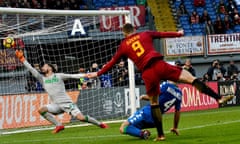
202,73,210,82
175,60,182,67
230,8,240,20
69,0,79,10
189,10,200,24
200,10,211,24
100,64,113,88
216,72,226,81
87,63,101,88
177,2,188,17
194,0,206,7
3,0,88,10
227,0,238,16
223,15,234,31
232,10,240,25
63,0,72,10
234,15,240,25
207,59,226,81
230,72,239,81
214,15,226,34
182,59,196,76
33,64,44,92
25,63,43,92
78,67,86,90
80,1,89,10
227,60,239,78
217,0,228,15
113,60,128,86
53,1,64,9
135,70,144,85
25,70,37,92
80,81,91,90
205,20,215,34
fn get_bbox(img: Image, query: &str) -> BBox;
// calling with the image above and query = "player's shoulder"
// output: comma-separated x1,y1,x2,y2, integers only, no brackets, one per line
160,81,174,88
160,81,181,92
54,73,65,77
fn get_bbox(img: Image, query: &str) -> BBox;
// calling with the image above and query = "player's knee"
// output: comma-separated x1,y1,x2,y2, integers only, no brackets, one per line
119,129,124,134
149,96,159,105
119,122,128,134
76,113,85,121
180,69,196,84
119,126,124,134
38,106,47,114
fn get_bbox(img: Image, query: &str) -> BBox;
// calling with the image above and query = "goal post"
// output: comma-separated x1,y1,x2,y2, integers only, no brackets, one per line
0,7,139,131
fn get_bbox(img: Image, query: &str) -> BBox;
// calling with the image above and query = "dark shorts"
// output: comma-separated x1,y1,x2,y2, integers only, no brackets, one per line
142,60,182,96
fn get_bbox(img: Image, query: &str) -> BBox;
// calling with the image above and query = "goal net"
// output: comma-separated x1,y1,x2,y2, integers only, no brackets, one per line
0,7,140,133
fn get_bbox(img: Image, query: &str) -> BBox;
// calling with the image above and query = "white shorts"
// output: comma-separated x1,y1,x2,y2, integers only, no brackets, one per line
46,102,82,117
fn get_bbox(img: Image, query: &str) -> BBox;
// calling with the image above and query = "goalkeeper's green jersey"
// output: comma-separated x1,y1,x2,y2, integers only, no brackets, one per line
24,61,84,104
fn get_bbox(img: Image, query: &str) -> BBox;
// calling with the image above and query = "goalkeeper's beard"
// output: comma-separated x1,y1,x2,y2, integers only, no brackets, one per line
40,69,48,75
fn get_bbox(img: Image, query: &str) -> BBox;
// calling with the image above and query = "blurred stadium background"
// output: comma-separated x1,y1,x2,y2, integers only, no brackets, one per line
0,0,240,142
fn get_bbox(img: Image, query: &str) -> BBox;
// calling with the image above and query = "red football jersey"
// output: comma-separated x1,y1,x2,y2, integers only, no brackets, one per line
97,31,182,76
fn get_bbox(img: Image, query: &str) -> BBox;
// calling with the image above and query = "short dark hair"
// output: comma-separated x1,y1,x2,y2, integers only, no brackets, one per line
122,23,134,34
40,63,57,72
47,63,57,72
175,60,182,66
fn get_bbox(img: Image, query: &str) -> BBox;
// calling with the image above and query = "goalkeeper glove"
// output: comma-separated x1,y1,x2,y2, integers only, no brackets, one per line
15,50,25,62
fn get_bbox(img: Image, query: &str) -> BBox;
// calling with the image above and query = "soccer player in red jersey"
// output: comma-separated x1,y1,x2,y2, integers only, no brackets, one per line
87,23,233,141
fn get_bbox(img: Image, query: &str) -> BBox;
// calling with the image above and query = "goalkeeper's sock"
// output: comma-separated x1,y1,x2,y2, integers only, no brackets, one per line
151,105,164,136
84,115,101,126
41,112,62,126
123,125,141,137
192,79,221,100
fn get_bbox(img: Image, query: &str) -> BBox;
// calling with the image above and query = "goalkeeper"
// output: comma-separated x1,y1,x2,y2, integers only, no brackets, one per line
15,50,108,134
120,81,182,140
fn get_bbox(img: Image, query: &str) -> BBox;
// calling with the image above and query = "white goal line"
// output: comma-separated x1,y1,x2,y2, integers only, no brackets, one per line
0,119,125,135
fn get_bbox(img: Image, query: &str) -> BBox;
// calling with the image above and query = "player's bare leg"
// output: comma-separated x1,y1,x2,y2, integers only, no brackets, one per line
149,95,165,141
38,107,64,134
76,113,108,128
178,69,234,104
120,121,151,140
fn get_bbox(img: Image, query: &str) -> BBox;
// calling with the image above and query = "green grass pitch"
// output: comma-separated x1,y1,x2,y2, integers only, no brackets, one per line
1,106,240,144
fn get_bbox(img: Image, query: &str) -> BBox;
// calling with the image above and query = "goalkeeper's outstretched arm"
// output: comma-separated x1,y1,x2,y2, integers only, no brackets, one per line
15,50,42,82
58,73,87,80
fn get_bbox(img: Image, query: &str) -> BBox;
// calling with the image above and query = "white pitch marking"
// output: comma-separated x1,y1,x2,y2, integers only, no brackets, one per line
1,119,240,144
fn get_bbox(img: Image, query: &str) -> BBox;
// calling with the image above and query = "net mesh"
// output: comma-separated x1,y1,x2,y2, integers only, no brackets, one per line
0,9,135,131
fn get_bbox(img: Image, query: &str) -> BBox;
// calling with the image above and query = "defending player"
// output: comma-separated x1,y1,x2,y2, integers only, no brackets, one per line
120,81,182,140
87,23,233,141
15,50,108,134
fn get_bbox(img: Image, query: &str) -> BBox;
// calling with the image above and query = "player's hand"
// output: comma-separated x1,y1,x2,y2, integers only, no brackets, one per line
177,29,184,36
15,49,25,62
82,73,88,78
170,128,179,136
139,95,144,100
140,95,149,100
87,72,98,78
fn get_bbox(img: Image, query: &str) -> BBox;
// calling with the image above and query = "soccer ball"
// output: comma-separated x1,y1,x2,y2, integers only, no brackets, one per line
3,37,15,48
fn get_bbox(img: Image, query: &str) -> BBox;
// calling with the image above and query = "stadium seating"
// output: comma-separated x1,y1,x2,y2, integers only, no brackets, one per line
92,0,136,8
147,0,177,31
172,0,240,35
